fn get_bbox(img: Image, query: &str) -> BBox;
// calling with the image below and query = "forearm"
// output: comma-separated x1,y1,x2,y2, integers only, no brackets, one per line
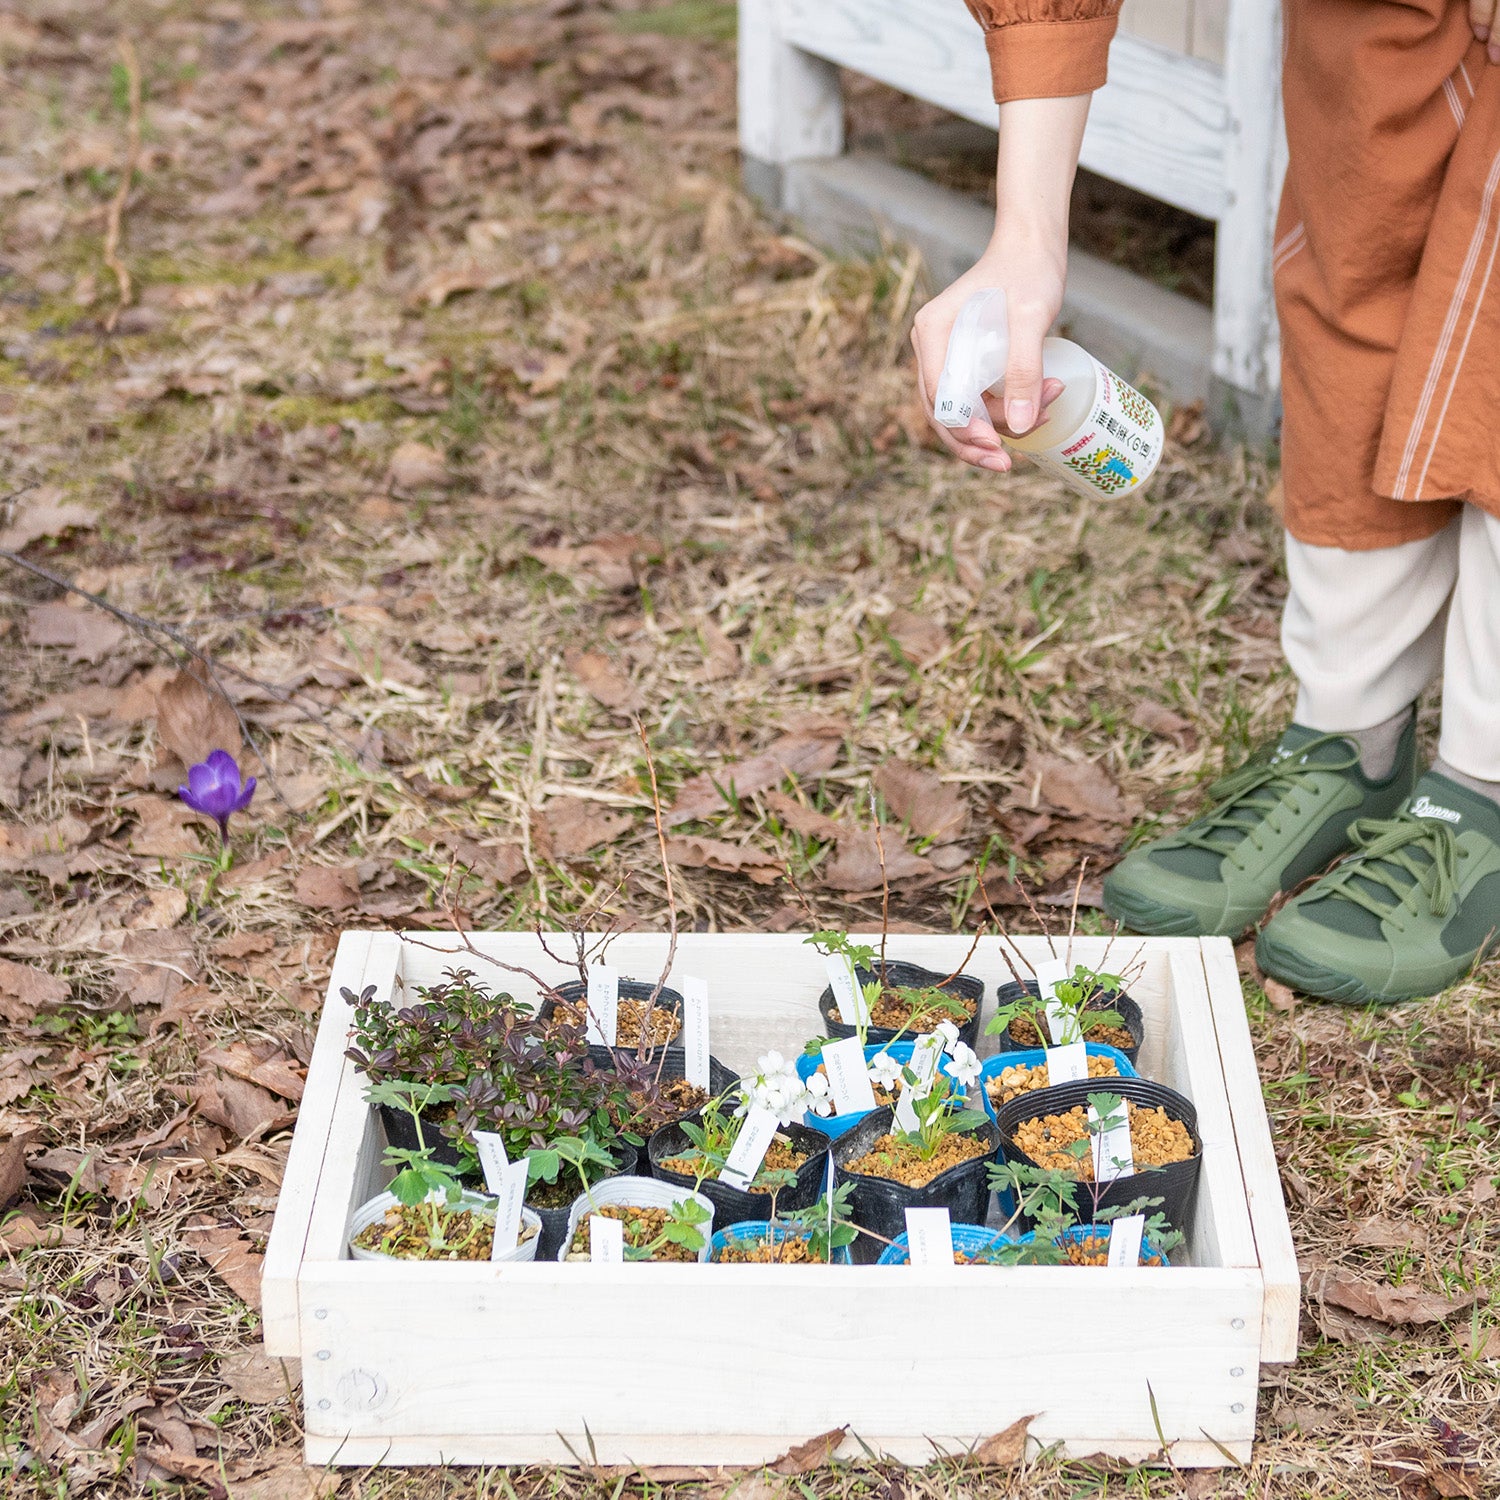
993,94,1090,243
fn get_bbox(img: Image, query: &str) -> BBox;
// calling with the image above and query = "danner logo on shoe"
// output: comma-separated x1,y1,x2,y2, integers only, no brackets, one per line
1411,796,1462,825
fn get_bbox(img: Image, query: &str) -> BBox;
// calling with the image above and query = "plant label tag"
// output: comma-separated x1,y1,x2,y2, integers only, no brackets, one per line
490,1159,528,1258
1045,1041,1089,1086
1107,1213,1145,1267
904,1207,954,1266
719,1105,779,1191
1033,958,1077,1045
821,1036,877,1115
589,1214,623,1263
824,954,869,1028
585,965,620,1047
471,1130,510,1194
681,975,711,1091
892,1080,921,1135
907,1033,944,1095
1089,1099,1135,1182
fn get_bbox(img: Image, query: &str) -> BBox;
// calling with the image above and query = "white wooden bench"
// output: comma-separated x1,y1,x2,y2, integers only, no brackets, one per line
739,0,1285,430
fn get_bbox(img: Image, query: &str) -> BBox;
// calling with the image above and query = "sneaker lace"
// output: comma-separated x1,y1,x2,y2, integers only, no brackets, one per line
1313,813,1461,920
1170,734,1361,857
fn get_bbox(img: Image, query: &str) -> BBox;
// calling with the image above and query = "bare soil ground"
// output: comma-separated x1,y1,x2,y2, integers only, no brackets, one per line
0,2,1496,1498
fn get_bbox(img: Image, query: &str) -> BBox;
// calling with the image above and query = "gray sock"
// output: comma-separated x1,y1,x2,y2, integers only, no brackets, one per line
1344,706,1412,782
1432,757,1500,809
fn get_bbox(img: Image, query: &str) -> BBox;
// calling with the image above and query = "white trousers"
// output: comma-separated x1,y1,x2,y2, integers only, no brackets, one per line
1282,504,1500,780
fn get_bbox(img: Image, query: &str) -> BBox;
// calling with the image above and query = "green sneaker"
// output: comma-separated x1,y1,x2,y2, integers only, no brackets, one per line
1255,772,1500,1004
1101,720,1418,939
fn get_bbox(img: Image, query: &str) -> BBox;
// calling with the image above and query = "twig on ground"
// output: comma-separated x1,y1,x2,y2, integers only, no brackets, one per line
103,36,142,332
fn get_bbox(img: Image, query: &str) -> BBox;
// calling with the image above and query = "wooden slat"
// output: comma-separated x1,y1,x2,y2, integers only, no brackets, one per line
774,0,1231,221
298,1260,1260,1461
1191,0,1229,64
260,930,375,1357
1197,939,1301,1362
738,0,844,165
1119,0,1193,52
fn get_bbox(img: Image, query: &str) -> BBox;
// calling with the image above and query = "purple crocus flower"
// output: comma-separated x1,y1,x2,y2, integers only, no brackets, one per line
178,749,256,843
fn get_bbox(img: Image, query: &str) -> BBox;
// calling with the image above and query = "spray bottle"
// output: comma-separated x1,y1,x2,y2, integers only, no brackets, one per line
932,288,1164,499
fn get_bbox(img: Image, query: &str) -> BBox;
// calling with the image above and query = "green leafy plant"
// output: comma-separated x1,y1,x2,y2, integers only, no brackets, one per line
986,962,1127,1047
803,930,970,1050
891,1072,988,1163
673,1093,801,1200
524,1135,616,1198
776,1184,858,1263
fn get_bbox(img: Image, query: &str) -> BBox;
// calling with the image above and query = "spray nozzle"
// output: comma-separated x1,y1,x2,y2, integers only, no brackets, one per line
932,288,1011,430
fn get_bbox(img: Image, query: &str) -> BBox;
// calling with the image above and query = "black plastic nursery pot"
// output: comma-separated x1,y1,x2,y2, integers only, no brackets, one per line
527,1139,640,1262
647,1114,830,1224
831,1104,1002,1265
991,979,1145,1065
994,1076,1202,1238
378,1102,465,1170
540,979,684,1053
817,960,984,1050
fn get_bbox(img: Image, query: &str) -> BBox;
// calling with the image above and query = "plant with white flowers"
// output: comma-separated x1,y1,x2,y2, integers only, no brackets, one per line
739,1050,821,1124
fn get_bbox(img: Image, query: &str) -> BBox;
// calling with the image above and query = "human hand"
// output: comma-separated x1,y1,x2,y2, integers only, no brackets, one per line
1471,0,1500,62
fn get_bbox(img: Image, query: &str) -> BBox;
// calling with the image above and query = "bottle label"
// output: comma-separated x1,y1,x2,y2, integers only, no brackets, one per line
1033,360,1163,499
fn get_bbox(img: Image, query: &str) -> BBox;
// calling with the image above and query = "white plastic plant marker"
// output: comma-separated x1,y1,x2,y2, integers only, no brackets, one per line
823,953,869,1028
1045,1041,1089,1086
904,1207,954,1266
586,965,620,1047
589,1214,623,1263
821,1036,877,1115
1033,957,1078,1046
907,1032,944,1094
719,1105,779,1191
892,1080,921,1135
1090,1099,1135,1183
1107,1214,1145,1267
490,1159,528,1258
681,974,711,1091
471,1130,510,1193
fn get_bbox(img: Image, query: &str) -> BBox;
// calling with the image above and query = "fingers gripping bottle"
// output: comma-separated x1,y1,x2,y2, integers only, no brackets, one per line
932,288,1164,499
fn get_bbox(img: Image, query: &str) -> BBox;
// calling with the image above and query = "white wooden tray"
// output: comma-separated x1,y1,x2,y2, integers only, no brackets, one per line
262,931,1297,1469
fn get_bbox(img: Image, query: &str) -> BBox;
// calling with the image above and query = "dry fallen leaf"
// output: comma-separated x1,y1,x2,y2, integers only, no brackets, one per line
218,1347,300,1405
1027,752,1131,825
668,731,843,825
528,532,647,592
0,489,97,551
386,440,450,491
769,1425,847,1475
535,798,634,860
187,1225,264,1310
293,865,362,911
970,1413,1036,1466
873,759,968,842
1307,1266,1476,1327
125,886,189,930
665,834,783,884
0,1136,25,1211
0,956,70,1021
1352,1216,1430,1254
762,789,841,842
884,608,948,666
566,649,641,712
1262,976,1297,1012
693,618,740,682
1455,1325,1500,1360
24,601,126,664
1131,700,1192,739
820,829,934,892
231,1454,336,1500
190,1071,292,1140
155,669,242,767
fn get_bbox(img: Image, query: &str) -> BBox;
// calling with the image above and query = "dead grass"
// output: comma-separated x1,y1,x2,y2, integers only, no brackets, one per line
0,1,1496,1497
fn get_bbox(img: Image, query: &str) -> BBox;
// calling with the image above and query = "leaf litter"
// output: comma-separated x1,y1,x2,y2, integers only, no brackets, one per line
0,0,1494,1497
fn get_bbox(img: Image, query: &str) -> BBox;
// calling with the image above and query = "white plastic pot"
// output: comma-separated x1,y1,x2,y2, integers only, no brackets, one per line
558,1174,715,1263
347,1190,542,1264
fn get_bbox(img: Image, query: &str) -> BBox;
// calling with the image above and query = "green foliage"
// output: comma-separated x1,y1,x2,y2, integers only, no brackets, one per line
892,1073,987,1163
779,1184,858,1263
986,962,1126,1045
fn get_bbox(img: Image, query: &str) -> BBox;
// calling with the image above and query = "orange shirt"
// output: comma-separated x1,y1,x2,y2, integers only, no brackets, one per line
964,0,1124,101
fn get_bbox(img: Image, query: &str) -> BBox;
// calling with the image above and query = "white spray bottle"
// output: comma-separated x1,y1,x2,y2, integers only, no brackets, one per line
932,288,1164,499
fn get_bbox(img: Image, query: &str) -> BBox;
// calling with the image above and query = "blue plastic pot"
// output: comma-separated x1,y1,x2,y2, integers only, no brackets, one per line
876,1224,1017,1265
1055,1223,1170,1266
710,1220,853,1265
976,1044,1138,1124
796,1042,966,1141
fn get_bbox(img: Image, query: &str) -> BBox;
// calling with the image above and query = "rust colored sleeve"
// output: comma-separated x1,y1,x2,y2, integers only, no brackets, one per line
963,0,1122,102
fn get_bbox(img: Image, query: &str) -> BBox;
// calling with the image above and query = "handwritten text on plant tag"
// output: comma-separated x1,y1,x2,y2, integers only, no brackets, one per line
821,1036,877,1115
585,965,620,1047
1033,958,1076,1045
719,1105,780,1191
1107,1213,1145,1267
490,1158,528,1258
904,1207,954,1266
471,1130,511,1193
824,953,870,1028
589,1214,623,1263
681,975,711,1091
907,1033,944,1094
1089,1099,1135,1182
1045,1041,1089,1086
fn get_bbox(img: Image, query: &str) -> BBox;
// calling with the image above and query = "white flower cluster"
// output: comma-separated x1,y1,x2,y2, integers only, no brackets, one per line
739,1050,825,1125
931,1020,981,1088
